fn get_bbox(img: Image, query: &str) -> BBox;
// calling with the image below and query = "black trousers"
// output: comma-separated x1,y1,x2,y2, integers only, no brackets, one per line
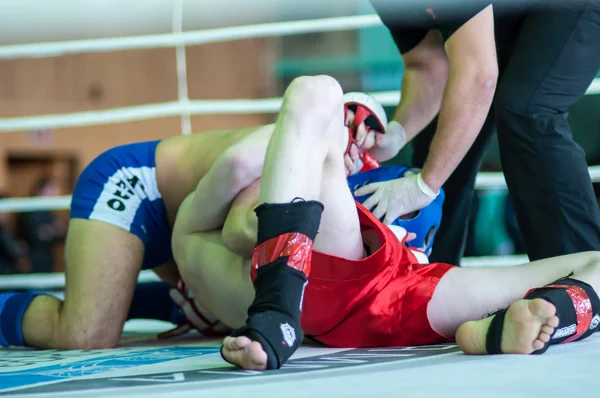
413,2,600,264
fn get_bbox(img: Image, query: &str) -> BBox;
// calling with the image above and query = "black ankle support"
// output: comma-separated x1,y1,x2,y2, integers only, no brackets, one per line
225,200,324,370
254,200,324,245
485,277,600,356
525,277,600,354
485,309,508,355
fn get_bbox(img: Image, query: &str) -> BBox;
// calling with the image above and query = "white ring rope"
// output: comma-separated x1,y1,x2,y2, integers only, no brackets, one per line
2,166,600,213
0,80,599,132
0,15,382,60
0,12,598,133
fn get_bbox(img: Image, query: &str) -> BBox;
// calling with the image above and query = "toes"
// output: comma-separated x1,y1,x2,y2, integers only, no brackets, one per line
541,325,555,336
247,341,268,367
223,336,240,350
232,336,252,350
530,298,556,318
223,336,251,350
223,336,234,348
547,316,560,328
538,332,551,343
532,339,545,351
221,336,269,370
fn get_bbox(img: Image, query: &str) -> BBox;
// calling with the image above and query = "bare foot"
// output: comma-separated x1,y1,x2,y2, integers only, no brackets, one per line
221,336,268,370
456,299,560,355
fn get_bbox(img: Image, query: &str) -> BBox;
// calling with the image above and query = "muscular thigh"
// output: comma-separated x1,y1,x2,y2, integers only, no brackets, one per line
61,219,144,343
314,153,364,261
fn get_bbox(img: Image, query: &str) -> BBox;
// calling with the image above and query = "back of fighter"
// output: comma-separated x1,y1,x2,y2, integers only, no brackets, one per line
0,124,272,350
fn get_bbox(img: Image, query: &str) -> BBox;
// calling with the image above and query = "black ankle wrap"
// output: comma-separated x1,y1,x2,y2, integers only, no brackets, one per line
223,200,324,370
485,276,600,356
525,277,600,354
254,199,323,245
485,309,508,355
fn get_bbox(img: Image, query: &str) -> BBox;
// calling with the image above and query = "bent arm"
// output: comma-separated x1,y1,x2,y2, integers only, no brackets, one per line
221,179,261,258
171,221,253,327
386,30,449,148
421,5,498,191
175,124,273,237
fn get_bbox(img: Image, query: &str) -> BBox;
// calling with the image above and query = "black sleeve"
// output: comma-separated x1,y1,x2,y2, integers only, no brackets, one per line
434,1,493,40
21,212,46,245
370,0,492,52
0,226,20,264
371,0,433,54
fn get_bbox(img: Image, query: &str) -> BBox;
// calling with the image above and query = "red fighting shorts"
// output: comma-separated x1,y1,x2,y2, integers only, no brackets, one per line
300,202,457,348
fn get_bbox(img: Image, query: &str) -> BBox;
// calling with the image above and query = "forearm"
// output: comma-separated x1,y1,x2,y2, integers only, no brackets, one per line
152,260,181,287
421,69,496,191
221,205,256,258
390,66,446,144
368,64,447,164
171,229,252,328
182,125,272,234
221,179,261,258
186,157,247,233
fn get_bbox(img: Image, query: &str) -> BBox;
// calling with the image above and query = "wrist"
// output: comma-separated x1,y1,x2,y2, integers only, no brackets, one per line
418,169,442,195
371,120,406,162
387,120,406,142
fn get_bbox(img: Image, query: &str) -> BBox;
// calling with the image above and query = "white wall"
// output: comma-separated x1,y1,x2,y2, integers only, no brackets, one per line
0,0,361,45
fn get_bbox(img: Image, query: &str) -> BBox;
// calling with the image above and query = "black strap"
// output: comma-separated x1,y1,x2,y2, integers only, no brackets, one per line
485,309,507,355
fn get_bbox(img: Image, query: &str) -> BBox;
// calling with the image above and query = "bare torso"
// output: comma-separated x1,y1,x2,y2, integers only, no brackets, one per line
154,126,265,226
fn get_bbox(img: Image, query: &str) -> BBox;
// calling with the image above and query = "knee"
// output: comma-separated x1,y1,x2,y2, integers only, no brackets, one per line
55,313,121,350
283,75,345,149
289,75,343,96
494,81,521,119
59,329,120,350
287,75,344,111
494,80,558,122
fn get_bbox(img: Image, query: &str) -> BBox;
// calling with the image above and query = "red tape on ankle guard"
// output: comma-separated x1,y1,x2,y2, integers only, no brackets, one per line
251,233,313,280
526,284,593,343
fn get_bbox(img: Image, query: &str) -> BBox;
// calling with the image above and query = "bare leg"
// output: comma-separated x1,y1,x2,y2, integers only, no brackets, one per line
22,219,143,349
220,76,364,369
427,251,600,353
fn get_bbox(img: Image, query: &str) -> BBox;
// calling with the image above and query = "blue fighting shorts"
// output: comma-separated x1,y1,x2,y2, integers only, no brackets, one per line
70,140,172,269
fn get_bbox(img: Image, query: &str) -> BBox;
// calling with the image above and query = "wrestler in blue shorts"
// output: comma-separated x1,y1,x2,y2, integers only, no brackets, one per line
70,141,173,270
0,124,273,350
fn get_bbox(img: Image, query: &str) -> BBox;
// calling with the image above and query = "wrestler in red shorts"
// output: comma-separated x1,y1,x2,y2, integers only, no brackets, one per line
172,76,600,371
301,201,454,348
